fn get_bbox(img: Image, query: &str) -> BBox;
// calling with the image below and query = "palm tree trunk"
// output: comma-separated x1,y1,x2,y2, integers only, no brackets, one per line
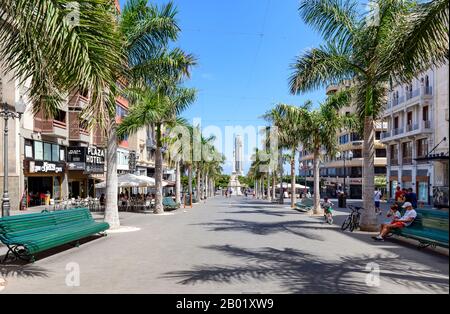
312,149,322,214
204,172,209,200
196,168,201,201
154,124,164,214
272,173,276,201
360,116,378,231
290,151,296,208
104,120,120,228
267,171,271,201
260,177,264,198
188,164,193,205
278,149,284,204
175,160,181,204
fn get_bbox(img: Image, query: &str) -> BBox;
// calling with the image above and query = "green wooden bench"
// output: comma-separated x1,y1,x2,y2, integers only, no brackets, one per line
0,208,109,263
295,198,314,212
391,209,449,249
163,197,180,211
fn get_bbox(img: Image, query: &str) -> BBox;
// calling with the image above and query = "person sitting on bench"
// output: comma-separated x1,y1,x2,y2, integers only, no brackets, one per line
372,202,417,241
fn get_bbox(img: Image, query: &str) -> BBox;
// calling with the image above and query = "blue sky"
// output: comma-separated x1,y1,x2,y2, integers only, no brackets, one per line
119,0,329,174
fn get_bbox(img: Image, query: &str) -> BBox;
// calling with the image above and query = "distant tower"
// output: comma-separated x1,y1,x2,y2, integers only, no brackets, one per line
234,135,243,176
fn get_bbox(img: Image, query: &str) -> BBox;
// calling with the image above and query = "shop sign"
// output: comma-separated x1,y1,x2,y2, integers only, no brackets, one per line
67,146,105,173
27,161,65,173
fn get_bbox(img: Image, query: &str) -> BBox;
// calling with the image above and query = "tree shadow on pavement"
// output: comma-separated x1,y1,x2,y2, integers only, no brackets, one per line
162,245,449,294
193,219,327,241
220,209,300,217
1,263,49,279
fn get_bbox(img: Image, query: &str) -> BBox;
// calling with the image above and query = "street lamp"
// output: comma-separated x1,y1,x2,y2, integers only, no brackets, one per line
1,96,26,217
336,150,353,197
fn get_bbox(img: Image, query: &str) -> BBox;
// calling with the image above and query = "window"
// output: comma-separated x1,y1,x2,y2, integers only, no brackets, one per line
390,144,398,160
376,149,387,158
55,110,66,123
34,141,43,160
339,134,349,145
52,144,59,162
60,147,66,161
375,167,386,174
394,116,399,129
352,149,362,158
25,140,33,159
402,142,412,158
375,131,381,140
350,133,361,141
417,138,428,158
423,106,429,121
43,143,52,161
407,111,413,125
350,167,363,177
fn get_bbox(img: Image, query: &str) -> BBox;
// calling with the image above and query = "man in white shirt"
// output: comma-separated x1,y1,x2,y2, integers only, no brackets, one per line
372,202,417,241
374,188,382,215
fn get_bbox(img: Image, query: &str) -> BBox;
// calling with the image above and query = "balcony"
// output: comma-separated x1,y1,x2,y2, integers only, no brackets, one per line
392,96,405,107
402,157,412,165
422,120,432,130
92,127,106,147
34,112,67,138
69,112,90,143
68,94,88,111
406,89,420,102
390,158,399,166
381,131,391,139
392,128,404,136
406,123,419,133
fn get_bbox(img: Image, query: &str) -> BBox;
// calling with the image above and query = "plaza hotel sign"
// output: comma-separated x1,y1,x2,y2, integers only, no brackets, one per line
67,146,105,173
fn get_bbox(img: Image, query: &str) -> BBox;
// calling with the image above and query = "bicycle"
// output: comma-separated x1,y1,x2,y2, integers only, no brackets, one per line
341,205,362,232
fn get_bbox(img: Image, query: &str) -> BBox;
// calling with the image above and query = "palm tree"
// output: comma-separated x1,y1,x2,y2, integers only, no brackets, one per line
0,0,122,119
289,0,448,230
276,92,356,214
117,85,196,213
106,0,195,222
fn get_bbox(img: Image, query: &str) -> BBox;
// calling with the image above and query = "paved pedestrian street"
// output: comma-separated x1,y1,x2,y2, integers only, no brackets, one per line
0,196,448,294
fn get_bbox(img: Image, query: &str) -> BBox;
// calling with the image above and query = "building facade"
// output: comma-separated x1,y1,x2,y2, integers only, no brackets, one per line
381,64,449,207
299,83,388,199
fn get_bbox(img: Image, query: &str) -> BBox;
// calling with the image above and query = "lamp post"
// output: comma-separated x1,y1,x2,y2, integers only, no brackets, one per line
1,96,26,217
336,150,353,199
299,161,313,196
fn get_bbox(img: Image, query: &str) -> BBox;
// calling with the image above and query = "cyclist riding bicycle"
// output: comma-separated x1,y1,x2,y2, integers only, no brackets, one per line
321,197,334,224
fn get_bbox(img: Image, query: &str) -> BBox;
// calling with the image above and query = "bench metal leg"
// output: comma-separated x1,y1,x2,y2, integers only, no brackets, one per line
2,245,14,263
418,241,436,250
2,245,32,263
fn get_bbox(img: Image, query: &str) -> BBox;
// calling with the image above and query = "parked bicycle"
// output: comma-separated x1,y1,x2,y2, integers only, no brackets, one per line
341,205,363,232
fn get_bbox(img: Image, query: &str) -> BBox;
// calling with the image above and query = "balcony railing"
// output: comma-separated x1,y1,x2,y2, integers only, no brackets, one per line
390,158,399,166
402,157,412,165
69,94,88,110
406,89,420,101
424,86,432,95
406,123,419,132
392,128,404,136
381,131,391,139
423,120,432,129
34,116,67,133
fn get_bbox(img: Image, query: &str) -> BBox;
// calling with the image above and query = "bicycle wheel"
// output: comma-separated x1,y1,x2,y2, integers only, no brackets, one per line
341,216,352,230
349,214,359,232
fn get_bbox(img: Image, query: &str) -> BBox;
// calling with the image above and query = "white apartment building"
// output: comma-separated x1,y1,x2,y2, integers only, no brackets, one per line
381,64,449,207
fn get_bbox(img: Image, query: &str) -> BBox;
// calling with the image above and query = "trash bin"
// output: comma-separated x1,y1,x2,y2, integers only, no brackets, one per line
338,193,346,208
